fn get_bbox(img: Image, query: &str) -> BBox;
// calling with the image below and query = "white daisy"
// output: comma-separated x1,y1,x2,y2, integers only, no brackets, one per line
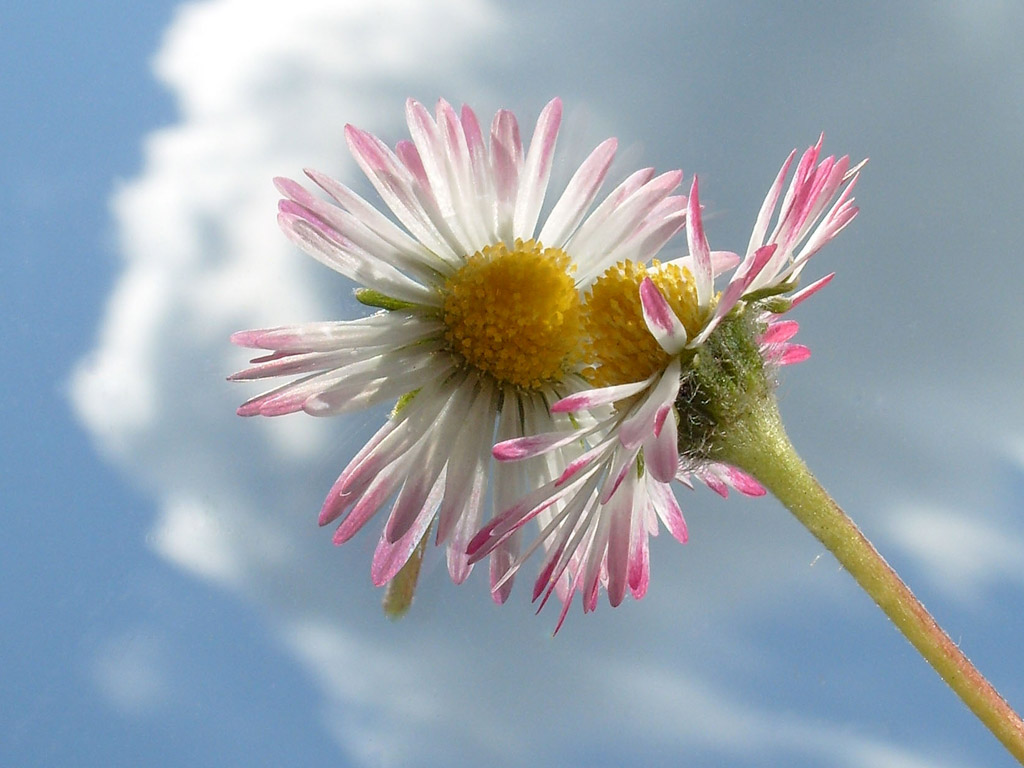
230,98,687,605
471,137,863,627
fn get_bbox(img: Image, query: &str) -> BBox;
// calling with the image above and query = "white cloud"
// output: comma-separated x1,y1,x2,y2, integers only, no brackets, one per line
70,1,1003,766
886,504,1024,602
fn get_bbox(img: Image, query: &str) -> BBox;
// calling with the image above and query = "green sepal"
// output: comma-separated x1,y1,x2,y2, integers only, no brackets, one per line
382,527,431,619
760,296,793,315
742,279,798,304
355,288,418,311
391,389,421,419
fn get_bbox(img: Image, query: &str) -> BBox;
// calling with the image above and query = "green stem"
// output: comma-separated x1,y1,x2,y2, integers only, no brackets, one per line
719,399,1024,764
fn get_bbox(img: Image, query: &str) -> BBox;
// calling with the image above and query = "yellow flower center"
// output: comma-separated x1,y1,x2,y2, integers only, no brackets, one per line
582,259,703,387
442,239,582,389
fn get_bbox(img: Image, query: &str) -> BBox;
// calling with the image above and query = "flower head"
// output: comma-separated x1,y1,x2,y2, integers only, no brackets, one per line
471,137,863,627
230,98,688,605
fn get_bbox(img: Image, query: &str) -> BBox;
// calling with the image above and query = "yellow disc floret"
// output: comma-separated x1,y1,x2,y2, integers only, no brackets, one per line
442,239,582,389
582,259,703,388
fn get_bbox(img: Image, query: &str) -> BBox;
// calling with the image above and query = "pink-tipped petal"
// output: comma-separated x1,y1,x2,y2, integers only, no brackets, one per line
606,495,633,607
725,467,766,497
640,278,689,355
343,124,455,261
778,344,811,365
649,482,688,543
703,472,729,498
552,377,653,413
489,529,520,604
789,272,834,309
644,404,679,484
747,148,798,255
492,424,594,461
513,98,562,240
370,475,444,587
539,137,618,249
627,503,651,599
490,109,523,238
618,358,681,450
686,177,714,309
761,319,800,345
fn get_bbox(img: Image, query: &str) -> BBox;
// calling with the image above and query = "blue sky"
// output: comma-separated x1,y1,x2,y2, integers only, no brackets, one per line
5,2,1024,767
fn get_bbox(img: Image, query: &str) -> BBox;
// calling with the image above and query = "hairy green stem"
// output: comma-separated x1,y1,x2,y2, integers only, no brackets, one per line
718,400,1024,763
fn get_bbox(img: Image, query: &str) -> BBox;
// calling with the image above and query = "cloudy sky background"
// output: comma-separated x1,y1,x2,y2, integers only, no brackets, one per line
5,1,1024,766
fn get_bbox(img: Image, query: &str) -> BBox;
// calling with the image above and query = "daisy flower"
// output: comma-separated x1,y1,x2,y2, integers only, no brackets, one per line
469,137,863,627
229,98,688,605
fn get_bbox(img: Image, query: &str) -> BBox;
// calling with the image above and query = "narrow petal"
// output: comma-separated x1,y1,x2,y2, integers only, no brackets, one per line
570,170,683,279
383,382,472,543
490,109,523,242
686,177,713,309
777,344,811,365
789,272,834,308
618,358,681,450
230,312,437,355
332,447,420,544
552,376,654,413
644,403,678,484
459,103,498,244
436,379,495,544
277,211,435,305
319,418,400,526
274,175,444,283
492,421,597,461
760,319,800,345
649,481,688,543
513,98,562,240
605,489,633,607
370,475,445,586
344,124,457,261
640,277,688,355
723,466,766,497
747,148,797,255
538,137,617,248
302,168,435,270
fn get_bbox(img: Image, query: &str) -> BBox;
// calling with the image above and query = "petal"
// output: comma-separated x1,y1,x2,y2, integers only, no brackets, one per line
777,344,811,365
723,466,766,497
370,474,445,586
788,272,834,309
619,358,681,450
489,108,523,242
761,319,800,345
513,97,562,240
277,210,435,305
552,376,653,413
344,124,457,261
492,421,597,461
685,177,713,310
538,137,617,248
436,379,495,544
303,168,434,270
459,103,498,244
640,277,688,355
747,148,797,255
649,481,688,543
570,170,683,281
644,402,678,484
274,175,445,283
383,381,473,543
